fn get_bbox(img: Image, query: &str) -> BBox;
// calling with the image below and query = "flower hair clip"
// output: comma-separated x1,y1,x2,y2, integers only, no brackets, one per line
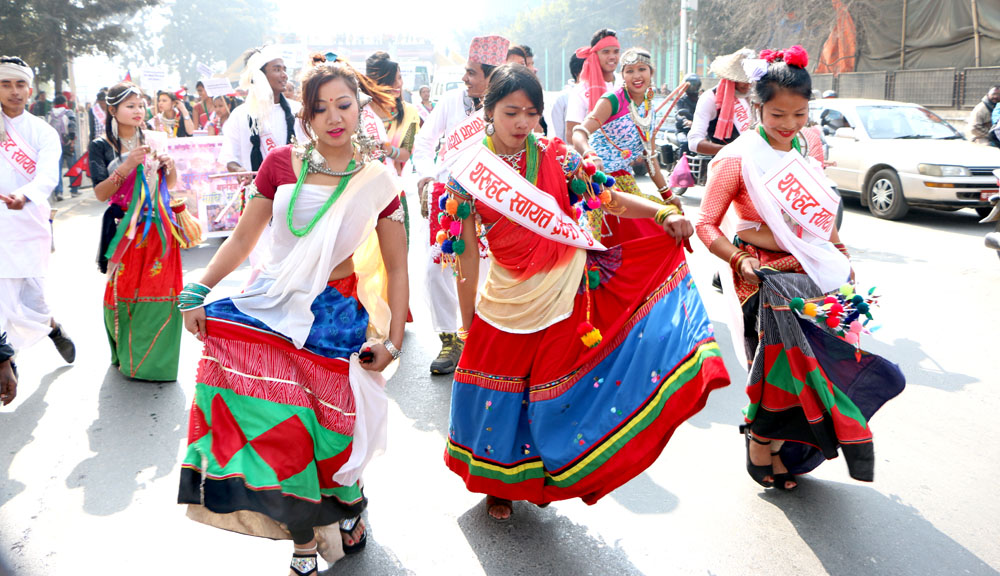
759,45,809,69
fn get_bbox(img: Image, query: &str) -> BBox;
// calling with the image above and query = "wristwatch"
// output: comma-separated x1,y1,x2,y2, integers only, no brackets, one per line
382,339,401,360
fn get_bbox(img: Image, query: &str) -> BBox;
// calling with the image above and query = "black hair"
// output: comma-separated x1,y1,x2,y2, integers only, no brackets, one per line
96,91,107,102
506,46,527,63
480,63,497,80
753,61,812,105
104,82,146,157
590,28,617,47
365,51,403,123
520,45,534,58
569,55,584,82
483,63,544,118
196,80,204,89
53,94,67,105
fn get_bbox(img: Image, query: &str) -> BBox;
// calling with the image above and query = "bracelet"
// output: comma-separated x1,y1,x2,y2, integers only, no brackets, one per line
457,328,470,342
654,205,681,225
178,282,211,311
657,184,674,201
110,170,126,188
572,125,591,138
729,250,753,273
833,241,850,258
382,338,401,360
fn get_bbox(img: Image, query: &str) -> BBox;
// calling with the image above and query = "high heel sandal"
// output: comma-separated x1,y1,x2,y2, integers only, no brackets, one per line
289,544,318,576
743,426,774,488
770,447,798,491
340,515,368,555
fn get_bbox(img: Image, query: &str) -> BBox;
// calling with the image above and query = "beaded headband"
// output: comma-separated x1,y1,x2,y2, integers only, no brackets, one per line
621,49,653,69
107,85,142,107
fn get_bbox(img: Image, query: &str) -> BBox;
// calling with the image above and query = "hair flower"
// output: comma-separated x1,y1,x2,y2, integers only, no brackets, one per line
783,45,809,68
760,49,782,64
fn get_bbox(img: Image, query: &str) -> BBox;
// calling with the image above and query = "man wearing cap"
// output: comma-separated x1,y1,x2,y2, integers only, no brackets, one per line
220,46,302,183
412,35,508,374
565,28,620,139
0,56,76,364
688,48,756,157
675,74,702,154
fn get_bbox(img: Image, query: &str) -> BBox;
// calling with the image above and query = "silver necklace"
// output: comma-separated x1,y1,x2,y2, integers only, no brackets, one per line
305,144,364,176
119,131,141,153
496,149,525,165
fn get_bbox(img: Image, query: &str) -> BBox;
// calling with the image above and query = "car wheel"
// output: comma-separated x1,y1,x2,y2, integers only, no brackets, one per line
976,207,993,219
867,169,909,220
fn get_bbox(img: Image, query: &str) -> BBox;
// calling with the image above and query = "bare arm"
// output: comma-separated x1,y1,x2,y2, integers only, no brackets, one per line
570,99,613,168
93,146,149,203
456,213,480,331
364,217,409,372
606,190,693,243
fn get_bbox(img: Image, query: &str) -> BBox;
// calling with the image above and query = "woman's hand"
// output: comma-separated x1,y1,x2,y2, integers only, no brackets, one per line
360,343,394,372
160,153,175,175
588,155,604,172
125,145,150,170
662,214,694,243
666,194,683,210
183,308,208,341
739,257,761,285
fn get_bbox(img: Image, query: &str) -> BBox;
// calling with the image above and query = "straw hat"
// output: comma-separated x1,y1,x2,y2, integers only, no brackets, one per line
709,48,756,83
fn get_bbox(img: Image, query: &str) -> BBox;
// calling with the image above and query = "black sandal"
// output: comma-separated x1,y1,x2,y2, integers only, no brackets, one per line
743,427,774,488
340,515,368,555
289,544,318,575
485,495,513,522
770,447,798,491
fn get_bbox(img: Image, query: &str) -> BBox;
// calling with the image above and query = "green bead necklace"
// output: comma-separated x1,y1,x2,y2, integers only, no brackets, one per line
758,125,802,155
286,146,357,238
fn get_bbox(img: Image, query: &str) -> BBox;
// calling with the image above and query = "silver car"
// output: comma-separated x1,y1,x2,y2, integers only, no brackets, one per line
811,98,1000,220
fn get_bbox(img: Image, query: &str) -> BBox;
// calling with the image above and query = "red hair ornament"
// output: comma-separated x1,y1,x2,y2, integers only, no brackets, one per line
760,46,808,68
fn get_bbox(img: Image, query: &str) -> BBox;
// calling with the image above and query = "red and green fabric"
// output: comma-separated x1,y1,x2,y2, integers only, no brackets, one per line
745,271,905,481
178,279,368,530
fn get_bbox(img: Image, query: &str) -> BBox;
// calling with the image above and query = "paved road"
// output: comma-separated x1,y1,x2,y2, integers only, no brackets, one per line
1,176,998,576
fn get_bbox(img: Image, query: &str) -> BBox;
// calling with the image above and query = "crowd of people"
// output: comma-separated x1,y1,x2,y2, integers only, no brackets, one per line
0,28,907,575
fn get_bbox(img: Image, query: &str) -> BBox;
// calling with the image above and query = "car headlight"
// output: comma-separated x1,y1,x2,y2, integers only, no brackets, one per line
918,164,970,177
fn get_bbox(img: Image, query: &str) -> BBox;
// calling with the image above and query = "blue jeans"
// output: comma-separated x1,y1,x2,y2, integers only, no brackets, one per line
52,150,78,199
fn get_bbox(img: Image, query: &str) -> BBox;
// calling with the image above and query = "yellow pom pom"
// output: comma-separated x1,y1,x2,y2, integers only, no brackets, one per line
599,189,612,204
435,230,448,245
803,302,817,317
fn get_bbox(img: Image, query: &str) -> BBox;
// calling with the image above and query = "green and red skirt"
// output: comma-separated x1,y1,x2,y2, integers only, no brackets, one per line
178,277,368,533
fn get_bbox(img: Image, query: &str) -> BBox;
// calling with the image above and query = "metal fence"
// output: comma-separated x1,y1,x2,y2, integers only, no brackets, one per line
812,74,835,94
963,66,1000,108
894,68,957,107
837,71,888,100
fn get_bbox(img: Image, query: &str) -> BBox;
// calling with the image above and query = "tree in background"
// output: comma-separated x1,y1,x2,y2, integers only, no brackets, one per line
0,0,159,91
159,0,275,86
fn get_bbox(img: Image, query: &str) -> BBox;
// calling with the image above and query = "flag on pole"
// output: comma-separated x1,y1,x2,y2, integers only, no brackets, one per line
65,152,90,187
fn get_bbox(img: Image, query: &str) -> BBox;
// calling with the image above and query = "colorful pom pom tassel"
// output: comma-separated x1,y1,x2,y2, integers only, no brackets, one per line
453,238,466,255
445,198,459,216
577,321,603,348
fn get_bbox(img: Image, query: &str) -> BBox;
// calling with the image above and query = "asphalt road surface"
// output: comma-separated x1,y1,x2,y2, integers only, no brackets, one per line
1,175,998,576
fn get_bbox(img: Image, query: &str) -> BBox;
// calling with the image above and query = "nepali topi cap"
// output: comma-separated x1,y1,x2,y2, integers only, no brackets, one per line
468,36,510,67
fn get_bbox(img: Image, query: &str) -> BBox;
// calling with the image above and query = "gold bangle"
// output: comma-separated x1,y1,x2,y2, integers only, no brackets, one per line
654,205,680,225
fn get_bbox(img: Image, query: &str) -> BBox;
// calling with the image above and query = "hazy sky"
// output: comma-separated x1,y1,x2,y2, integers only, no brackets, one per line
277,0,489,43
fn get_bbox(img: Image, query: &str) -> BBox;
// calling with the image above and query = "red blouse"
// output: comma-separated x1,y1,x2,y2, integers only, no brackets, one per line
696,127,824,248
254,145,401,218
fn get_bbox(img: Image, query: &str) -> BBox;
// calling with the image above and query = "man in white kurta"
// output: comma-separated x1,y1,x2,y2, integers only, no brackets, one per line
412,35,508,374
0,56,75,362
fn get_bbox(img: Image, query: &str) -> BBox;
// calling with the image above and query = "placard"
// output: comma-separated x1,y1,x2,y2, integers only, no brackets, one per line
163,136,241,237
202,77,234,98
140,68,167,92
196,63,214,78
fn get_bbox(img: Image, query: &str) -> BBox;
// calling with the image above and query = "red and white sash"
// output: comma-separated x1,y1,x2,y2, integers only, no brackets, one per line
0,120,38,182
453,146,606,251
360,103,391,167
439,110,484,166
733,98,752,134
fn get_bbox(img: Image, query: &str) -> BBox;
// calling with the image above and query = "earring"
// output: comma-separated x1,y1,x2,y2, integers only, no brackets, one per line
111,117,119,139
485,120,495,136
646,87,655,101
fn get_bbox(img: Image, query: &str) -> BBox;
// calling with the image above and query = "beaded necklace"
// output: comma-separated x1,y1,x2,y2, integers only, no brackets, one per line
485,133,539,183
286,145,358,238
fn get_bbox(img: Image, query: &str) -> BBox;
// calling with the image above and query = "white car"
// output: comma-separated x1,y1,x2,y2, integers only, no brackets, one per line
810,98,1000,220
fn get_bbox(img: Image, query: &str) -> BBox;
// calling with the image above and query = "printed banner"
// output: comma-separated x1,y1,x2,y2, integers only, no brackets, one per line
761,153,839,239
453,146,606,251
439,110,484,166
164,136,241,237
202,77,234,98
0,121,38,182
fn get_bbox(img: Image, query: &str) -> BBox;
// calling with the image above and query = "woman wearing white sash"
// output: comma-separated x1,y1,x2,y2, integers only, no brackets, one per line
177,62,407,574
697,47,904,492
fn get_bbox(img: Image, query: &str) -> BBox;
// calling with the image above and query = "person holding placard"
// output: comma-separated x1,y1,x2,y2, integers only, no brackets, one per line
152,90,195,138
440,64,729,522
89,82,188,381
696,47,905,492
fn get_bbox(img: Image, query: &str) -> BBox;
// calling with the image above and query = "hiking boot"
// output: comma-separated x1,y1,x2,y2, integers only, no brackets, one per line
430,332,463,375
48,323,76,363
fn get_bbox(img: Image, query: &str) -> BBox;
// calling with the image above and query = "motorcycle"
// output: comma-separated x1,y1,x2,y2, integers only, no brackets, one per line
982,169,1000,261
655,126,711,196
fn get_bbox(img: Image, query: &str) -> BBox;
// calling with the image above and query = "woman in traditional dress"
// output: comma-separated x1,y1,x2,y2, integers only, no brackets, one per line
442,64,729,521
152,90,195,137
365,51,421,176
416,85,433,123
204,95,232,136
177,61,407,575
570,48,679,245
89,82,184,381
696,47,904,492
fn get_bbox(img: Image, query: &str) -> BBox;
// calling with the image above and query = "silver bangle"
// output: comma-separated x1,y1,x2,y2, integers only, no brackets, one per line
572,124,591,137
382,339,401,360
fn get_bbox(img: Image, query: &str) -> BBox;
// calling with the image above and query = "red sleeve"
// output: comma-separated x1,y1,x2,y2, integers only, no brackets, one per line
696,157,743,249
253,145,296,200
378,195,401,219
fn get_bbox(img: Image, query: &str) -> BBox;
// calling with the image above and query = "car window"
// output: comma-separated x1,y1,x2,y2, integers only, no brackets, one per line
820,109,851,134
856,105,962,139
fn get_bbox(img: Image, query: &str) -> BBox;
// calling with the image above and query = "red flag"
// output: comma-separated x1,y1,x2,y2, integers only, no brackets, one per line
124,69,132,82
65,152,90,188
